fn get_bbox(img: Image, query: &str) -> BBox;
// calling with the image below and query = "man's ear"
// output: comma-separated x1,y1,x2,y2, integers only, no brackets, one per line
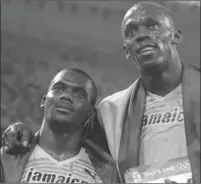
172,29,182,45
123,45,131,59
40,95,46,109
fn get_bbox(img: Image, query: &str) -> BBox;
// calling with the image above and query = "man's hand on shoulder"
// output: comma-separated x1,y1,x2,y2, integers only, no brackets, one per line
2,122,33,155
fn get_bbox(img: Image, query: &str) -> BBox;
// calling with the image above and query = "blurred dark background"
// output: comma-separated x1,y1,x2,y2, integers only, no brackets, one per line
1,1,200,133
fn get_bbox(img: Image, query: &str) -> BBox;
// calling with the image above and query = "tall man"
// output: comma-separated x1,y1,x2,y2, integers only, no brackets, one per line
2,1,200,183
97,2,200,183
1,68,115,183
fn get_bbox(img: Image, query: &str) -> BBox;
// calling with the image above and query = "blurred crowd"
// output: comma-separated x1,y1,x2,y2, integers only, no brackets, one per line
2,36,45,132
1,32,129,133
1,1,200,134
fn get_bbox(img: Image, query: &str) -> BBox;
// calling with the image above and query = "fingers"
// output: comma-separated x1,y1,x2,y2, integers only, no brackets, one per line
3,133,12,152
3,132,21,155
4,124,22,146
19,127,32,149
2,122,32,154
3,126,19,147
2,125,22,154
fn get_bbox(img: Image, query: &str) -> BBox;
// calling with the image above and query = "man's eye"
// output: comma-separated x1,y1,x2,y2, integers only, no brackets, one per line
128,29,136,36
148,23,159,30
54,86,63,91
74,91,85,98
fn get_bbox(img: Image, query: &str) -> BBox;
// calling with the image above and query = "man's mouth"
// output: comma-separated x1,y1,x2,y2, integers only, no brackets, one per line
137,44,158,55
56,104,74,114
56,107,73,114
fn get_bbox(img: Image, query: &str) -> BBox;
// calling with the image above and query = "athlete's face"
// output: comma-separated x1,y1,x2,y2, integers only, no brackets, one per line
122,3,182,73
41,71,93,131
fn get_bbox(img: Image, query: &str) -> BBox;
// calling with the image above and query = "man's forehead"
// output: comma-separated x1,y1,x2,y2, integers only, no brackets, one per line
52,70,89,87
123,3,172,27
124,3,145,22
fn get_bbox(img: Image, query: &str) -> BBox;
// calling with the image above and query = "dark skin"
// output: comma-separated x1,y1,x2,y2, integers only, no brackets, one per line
122,1,183,97
38,70,94,161
122,2,182,183
2,70,95,161
2,2,185,183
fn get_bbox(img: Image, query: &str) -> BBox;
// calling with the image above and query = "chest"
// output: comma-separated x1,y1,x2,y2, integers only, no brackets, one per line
139,86,188,164
20,146,102,183
142,85,183,127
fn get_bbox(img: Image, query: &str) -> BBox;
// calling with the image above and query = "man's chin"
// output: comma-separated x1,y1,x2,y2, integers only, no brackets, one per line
49,119,71,134
53,111,73,122
140,59,167,75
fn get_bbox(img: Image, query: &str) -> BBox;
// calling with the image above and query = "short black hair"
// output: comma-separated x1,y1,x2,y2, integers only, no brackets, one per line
49,68,97,106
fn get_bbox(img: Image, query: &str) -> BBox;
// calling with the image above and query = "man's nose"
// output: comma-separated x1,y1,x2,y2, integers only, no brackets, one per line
136,27,151,43
60,91,73,103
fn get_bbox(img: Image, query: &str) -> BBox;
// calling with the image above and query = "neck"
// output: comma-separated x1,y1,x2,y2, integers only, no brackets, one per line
38,119,84,157
141,58,183,96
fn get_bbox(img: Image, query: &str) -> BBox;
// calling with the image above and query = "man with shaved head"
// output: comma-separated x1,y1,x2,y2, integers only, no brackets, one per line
115,2,200,183
117,2,199,183
1,1,200,183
